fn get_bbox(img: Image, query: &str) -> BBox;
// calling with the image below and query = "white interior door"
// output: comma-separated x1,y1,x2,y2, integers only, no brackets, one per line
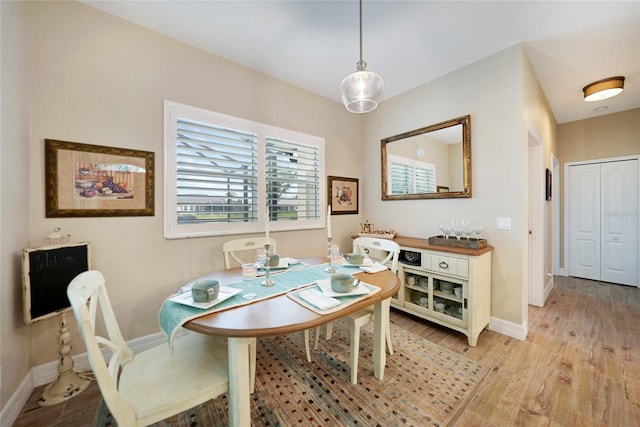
569,163,600,280
600,160,638,285
568,159,638,286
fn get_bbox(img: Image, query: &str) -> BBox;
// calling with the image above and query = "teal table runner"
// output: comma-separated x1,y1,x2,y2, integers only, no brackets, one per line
158,263,370,348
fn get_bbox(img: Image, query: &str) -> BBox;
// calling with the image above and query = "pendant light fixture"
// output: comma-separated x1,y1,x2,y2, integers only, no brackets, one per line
583,76,625,102
339,0,383,113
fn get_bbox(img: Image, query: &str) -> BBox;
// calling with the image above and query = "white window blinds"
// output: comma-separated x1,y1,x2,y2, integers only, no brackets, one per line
388,155,436,195
266,137,321,222
164,101,325,238
176,119,259,224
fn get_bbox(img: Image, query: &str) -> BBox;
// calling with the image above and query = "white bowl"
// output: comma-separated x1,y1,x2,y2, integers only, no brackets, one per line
440,282,454,293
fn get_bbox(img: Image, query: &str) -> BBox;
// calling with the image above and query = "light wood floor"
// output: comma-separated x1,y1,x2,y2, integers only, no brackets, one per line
13,276,640,426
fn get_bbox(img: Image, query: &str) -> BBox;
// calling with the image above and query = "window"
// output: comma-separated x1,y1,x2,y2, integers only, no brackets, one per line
388,154,436,195
164,101,325,238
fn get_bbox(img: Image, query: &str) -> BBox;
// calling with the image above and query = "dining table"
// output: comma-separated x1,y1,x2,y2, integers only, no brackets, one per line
165,256,399,426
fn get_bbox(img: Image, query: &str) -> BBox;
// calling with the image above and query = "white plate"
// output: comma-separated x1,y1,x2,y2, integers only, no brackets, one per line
341,258,375,268
261,257,302,270
168,286,242,309
316,279,372,298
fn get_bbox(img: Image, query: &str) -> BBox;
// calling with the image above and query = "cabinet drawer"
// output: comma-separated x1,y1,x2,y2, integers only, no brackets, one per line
423,254,469,278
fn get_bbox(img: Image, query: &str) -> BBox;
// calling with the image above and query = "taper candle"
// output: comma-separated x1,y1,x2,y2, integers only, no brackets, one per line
327,205,332,239
265,214,270,243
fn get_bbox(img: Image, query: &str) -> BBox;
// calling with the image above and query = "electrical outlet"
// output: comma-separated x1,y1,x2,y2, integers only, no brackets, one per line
496,217,511,230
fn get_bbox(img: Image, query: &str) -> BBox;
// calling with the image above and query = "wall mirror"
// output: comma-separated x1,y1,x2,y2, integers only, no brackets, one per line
381,115,471,200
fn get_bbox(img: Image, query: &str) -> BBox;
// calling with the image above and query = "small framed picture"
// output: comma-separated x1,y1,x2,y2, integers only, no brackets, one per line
45,139,154,217
545,168,552,201
328,176,359,215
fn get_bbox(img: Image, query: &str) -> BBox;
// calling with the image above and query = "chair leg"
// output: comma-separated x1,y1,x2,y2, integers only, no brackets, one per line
385,324,394,355
350,322,361,384
313,326,321,350
303,330,311,362
325,321,334,340
249,338,257,393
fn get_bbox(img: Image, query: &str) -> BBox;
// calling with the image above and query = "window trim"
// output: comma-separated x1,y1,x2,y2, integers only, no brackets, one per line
164,100,325,239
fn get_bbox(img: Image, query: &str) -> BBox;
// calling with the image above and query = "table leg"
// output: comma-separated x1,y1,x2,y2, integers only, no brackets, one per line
373,298,390,380
228,337,252,427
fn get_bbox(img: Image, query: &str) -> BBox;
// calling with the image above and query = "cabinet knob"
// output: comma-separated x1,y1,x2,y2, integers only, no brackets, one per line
439,261,449,269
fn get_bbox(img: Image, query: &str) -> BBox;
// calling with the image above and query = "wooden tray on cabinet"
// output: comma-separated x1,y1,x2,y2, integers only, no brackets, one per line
427,235,487,249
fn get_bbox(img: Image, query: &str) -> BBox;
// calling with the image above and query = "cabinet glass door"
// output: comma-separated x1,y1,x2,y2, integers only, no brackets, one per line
404,270,430,312
433,278,464,323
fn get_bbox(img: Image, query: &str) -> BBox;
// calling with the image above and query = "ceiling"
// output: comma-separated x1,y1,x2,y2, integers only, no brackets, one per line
83,1,639,124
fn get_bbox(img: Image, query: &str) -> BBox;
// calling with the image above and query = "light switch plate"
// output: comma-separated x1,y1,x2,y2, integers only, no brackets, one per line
496,217,511,230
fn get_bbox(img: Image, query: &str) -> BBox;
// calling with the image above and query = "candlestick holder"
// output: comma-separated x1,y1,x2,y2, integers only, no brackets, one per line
325,237,337,273
261,243,275,286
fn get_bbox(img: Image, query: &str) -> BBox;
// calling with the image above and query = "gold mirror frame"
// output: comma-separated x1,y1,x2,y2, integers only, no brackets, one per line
381,115,471,200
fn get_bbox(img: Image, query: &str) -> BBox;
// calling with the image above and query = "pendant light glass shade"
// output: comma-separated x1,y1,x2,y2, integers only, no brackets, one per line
339,0,383,113
583,76,625,102
340,64,384,113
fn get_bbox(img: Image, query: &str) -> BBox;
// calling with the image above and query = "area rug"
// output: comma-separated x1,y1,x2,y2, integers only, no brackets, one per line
95,321,487,426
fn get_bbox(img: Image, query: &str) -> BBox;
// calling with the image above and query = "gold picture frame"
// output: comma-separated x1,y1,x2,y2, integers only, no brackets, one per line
328,175,359,215
45,139,154,217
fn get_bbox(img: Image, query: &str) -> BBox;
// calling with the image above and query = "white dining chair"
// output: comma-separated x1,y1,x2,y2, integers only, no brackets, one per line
222,236,277,268
222,237,313,363
316,237,399,384
66,270,231,427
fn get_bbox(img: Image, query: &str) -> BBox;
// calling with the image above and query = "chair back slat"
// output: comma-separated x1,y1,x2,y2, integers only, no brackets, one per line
222,237,277,268
352,237,400,273
67,271,135,419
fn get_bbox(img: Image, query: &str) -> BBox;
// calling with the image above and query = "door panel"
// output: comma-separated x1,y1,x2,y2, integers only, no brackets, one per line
569,164,600,280
600,160,638,285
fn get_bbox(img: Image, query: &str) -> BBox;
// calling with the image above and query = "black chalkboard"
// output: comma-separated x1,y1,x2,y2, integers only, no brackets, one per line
22,242,91,324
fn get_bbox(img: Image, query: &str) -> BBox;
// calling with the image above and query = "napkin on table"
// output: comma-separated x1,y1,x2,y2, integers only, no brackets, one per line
359,263,388,273
298,288,341,310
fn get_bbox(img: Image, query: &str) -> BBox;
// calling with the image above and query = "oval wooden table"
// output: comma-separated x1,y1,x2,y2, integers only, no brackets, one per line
183,257,400,426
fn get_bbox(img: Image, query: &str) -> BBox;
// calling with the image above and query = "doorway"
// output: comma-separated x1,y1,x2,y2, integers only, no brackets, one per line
527,126,544,306
566,157,639,286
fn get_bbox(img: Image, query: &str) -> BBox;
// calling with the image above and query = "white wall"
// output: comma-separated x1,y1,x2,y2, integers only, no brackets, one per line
25,1,361,366
1,0,32,408
362,45,550,328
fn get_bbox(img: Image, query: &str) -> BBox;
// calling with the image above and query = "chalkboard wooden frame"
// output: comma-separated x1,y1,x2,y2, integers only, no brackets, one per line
22,242,91,324
45,139,154,217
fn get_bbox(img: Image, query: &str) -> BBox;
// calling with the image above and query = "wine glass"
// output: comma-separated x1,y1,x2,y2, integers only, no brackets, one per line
256,248,267,270
462,218,473,240
325,243,340,272
452,218,463,240
473,225,484,239
442,223,452,240
241,263,257,299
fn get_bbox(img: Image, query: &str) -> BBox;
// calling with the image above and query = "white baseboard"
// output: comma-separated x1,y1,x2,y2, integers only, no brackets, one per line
544,276,554,304
490,316,528,341
1,331,169,427
0,372,34,427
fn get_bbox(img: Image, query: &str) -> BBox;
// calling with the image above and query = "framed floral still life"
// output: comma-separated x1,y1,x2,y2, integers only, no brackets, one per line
328,176,358,215
45,139,154,217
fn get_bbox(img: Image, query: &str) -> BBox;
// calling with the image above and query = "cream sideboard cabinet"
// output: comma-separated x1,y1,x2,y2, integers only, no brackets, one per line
389,236,493,346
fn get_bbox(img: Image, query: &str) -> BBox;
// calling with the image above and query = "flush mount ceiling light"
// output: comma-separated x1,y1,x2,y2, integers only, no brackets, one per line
583,76,625,102
339,0,383,113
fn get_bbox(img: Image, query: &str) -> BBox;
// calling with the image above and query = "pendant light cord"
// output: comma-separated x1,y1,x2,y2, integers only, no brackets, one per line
359,0,363,64
357,0,366,71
